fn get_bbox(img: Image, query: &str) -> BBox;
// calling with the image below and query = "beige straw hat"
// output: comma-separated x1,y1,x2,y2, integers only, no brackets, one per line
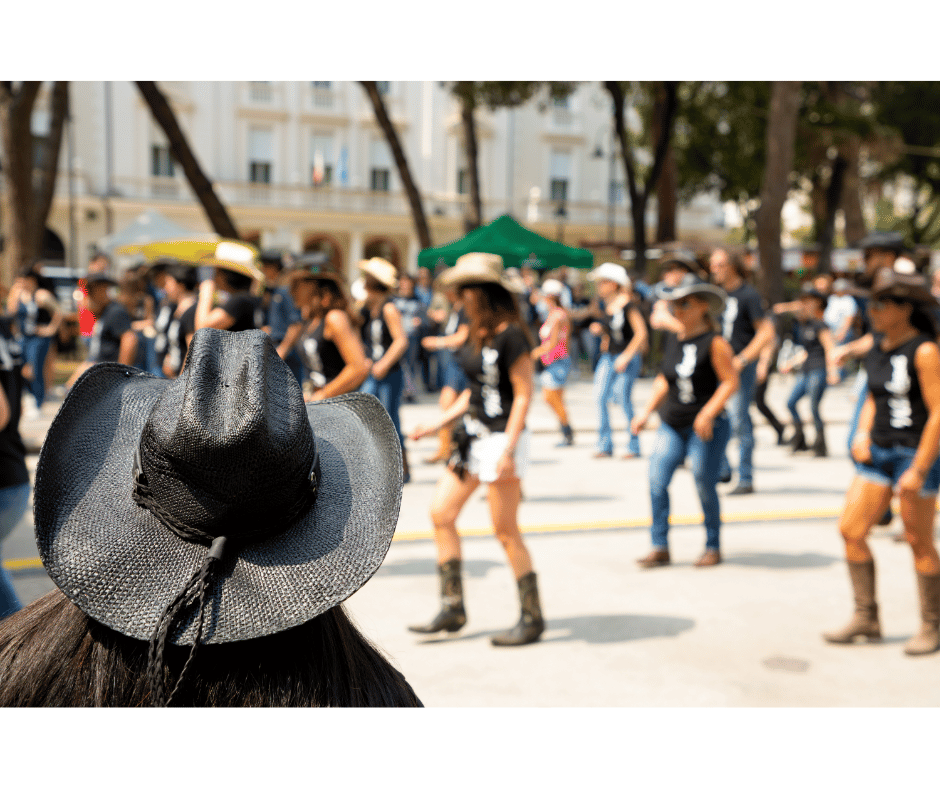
358,257,399,290
435,252,524,293
199,240,265,284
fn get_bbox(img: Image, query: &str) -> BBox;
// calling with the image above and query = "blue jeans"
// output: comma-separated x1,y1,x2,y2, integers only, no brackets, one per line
0,483,30,619
594,352,641,455
719,360,757,485
22,335,51,408
361,364,404,447
846,369,868,453
649,415,731,552
786,367,828,436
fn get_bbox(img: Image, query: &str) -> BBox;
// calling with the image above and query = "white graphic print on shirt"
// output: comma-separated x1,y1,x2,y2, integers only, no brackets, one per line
610,309,625,346
886,354,913,429
303,336,326,388
481,346,502,418
676,343,698,404
721,296,738,341
369,318,384,361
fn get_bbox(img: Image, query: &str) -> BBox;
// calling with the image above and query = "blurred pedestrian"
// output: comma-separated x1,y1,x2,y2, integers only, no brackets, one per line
118,267,156,371
195,242,265,334
0,317,29,620
160,265,199,379
0,328,421,706
778,288,840,457
532,278,574,446
753,316,788,445
260,251,305,384
632,274,738,568
358,258,410,482
588,263,649,459
393,272,426,403
710,248,775,495
824,268,940,656
6,267,62,418
288,265,371,400
408,253,544,647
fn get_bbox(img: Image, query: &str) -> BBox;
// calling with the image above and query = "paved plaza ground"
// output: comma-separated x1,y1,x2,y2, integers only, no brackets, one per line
6,366,940,707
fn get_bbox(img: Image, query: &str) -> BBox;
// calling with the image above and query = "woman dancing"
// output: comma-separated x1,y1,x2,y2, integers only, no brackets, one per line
532,278,574,446
824,268,940,656
408,253,544,647
631,274,739,568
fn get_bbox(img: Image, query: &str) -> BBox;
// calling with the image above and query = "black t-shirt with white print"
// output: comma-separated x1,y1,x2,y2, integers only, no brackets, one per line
601,302,637,356
865,333,933,449
459,323,532,433
794,318,828,371
658,331,719,431
164,303,196,377
88,301,133,363
720,283,765,355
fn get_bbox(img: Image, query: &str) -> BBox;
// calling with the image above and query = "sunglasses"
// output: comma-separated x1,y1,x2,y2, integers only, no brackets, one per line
672,298,697,309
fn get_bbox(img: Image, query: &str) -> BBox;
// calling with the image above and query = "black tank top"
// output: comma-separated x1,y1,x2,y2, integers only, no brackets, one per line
360,303,400,370
300,316,346,388
659,331,719,430
604,302,636,356
865,333,933,449
794,318,827,371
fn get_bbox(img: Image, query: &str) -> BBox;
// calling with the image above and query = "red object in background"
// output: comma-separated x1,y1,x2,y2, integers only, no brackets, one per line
77,280,95,336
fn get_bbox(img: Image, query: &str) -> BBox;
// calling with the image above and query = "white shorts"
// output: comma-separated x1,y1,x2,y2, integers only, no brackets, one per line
467,429,531,483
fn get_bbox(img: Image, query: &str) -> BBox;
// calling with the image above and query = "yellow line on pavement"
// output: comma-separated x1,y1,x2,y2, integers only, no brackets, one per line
0,507,848,570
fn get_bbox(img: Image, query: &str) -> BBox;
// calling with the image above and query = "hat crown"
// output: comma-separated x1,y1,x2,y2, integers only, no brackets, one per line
140,328,316,540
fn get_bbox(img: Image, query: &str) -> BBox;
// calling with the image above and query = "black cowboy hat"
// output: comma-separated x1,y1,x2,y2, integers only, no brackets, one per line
654,272,727,315
869,267,937,306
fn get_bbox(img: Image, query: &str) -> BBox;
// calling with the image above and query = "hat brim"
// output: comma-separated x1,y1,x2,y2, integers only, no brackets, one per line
654,281,727,314
358,262,398,290
435,267,523,293
34,369,402,645
870,285,937,306
200,257,266,283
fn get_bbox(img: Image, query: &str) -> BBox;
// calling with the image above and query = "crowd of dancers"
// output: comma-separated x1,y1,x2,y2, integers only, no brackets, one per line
3,229,940,670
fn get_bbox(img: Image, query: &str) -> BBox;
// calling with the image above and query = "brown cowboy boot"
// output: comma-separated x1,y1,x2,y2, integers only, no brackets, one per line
491,572,545,646
408,559,467,634
823,560,882,643
904,572,940,656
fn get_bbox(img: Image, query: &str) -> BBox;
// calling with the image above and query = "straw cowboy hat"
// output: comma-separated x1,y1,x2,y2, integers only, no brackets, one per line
435,252,524,293
654,272,727,315
358,257,399,290
200,240,265,284
34,329,403,664
587,262,630,288
869,267,937,306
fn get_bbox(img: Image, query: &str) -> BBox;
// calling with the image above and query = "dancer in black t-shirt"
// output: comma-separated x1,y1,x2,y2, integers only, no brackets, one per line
160,265,198,379
408,253,544,647
632,275,739,568
825,268,940,656
195,241,265,334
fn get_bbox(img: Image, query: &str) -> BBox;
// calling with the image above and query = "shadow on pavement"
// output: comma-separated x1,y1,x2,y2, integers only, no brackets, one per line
521,494,618,504
376,557,504,578
542,613,695,644
724,551,838,569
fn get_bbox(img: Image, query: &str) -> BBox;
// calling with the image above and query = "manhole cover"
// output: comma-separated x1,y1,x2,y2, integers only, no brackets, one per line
762,656,810,672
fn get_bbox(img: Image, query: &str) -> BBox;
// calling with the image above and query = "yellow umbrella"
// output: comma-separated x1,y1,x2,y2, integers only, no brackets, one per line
115,236,251,264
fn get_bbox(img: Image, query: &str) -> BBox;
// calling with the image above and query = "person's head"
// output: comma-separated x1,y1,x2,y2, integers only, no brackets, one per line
813,274,834,295
655,273,726,334
162,265,198,302
201,242,265,294
358,258,398,302
798,287,828,319
398,272,416,298
85,273,117,313
709,248,746,289
867,268,939,337
260,251,285,286
860,232,905,279
17,265,41,293
587,262,629,300
540,277,566,309
88,252,110,275
0,329,412,707
214,267,254,293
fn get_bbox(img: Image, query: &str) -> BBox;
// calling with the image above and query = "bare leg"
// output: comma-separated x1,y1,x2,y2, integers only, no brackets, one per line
429,467,480,564
839,476,893,562
898,492,940,576
487,477,532,578
543,388,569,428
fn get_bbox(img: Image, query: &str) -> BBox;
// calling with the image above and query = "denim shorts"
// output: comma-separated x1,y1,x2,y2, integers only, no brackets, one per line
855,442,940,496
441,350,467,392
539,355,571,390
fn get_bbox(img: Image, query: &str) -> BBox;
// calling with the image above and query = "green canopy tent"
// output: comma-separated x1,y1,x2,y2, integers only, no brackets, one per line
417,214,594,271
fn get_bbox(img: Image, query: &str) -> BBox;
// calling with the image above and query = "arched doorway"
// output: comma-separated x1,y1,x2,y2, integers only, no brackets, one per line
41,227,65,261
363,237,400,270
303,235,344,277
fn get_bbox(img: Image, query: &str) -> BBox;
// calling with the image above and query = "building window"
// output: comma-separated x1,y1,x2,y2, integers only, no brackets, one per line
549,150,571,203
552,96,569,109
376,81,391,96
311,81,332,89
457,168,469,195
310,133,334,186
550,179,568,202
248,128,274,184
249,81,273,102
370,169,390,192
151,144,175,178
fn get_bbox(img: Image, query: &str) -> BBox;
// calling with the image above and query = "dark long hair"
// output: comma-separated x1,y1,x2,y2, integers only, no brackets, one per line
909,302,940,339
461,282,533,353
0,589,422,708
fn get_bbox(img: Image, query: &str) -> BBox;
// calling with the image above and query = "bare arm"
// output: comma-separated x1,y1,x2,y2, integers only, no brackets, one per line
818,327,841,385
423,323,469,351
495,350,534,480
631,373,670,434
117,330,139,366
195,280,236,331
898,342,940,495
649,300,683,333
735,316,775,368
410,388,472,440
0,379,10,430
277,322,304,360
531,310,564,359
615,307,649,372
832,332,875,366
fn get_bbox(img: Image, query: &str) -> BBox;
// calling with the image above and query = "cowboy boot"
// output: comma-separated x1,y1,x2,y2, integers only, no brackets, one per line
904,572,940,656
789,421,808,453
812,428,828,457
408,559,467,634
491,571,545,647
823,560,882,643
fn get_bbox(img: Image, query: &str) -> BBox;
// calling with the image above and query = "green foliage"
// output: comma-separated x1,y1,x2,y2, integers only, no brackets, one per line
446,81,579,112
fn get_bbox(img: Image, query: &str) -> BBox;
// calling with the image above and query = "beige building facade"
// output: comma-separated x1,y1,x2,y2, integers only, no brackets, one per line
30,80,726,280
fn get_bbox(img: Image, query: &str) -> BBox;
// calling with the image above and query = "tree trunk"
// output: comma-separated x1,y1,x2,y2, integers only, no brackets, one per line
459,90,482,233
135,81,239,239
816,154,848,275
755,81,802,306
359,81,432,251
840,135,867,246
654,84,677,242
30,81,68,258
0,81,42,284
